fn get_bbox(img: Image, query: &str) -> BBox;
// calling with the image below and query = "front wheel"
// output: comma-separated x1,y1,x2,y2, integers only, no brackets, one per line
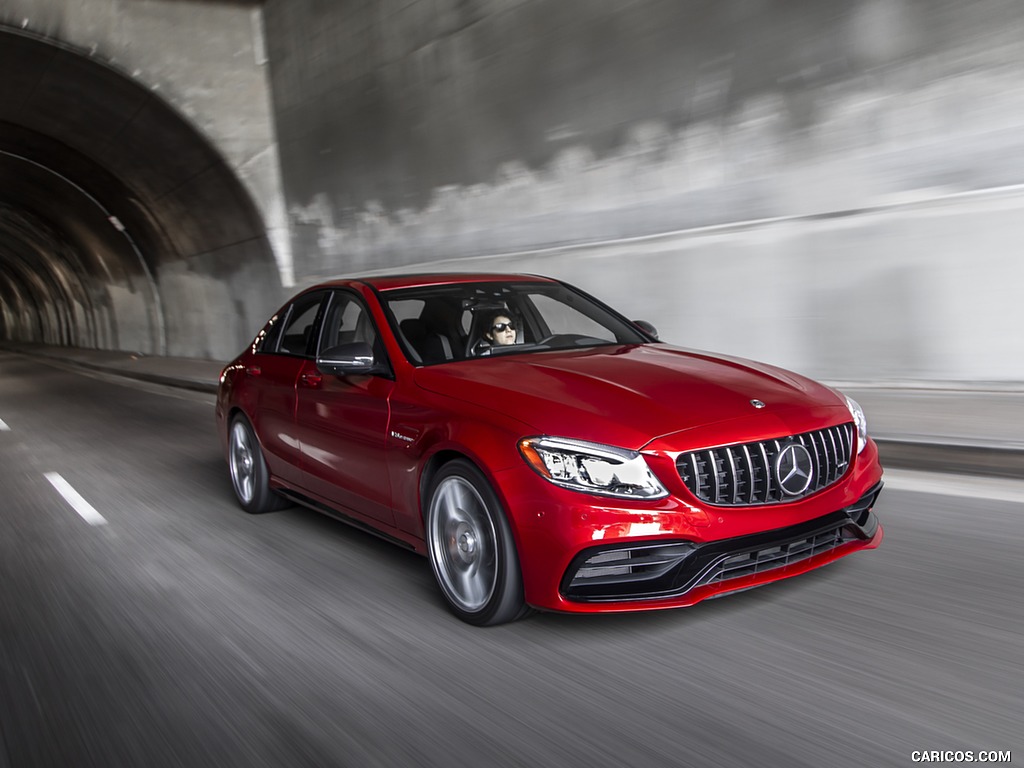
228,415,290,514
425,459,529,626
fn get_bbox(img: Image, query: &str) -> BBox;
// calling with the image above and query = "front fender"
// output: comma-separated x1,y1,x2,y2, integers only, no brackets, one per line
387,384,537,542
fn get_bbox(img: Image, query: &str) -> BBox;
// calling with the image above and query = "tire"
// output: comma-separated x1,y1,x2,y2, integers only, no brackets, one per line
425,459,530,626
228,414,290,514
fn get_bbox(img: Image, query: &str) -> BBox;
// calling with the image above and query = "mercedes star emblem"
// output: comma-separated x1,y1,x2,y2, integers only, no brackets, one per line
775,443,814,496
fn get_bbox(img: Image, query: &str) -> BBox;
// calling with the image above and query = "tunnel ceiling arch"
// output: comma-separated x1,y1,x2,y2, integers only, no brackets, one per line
0,27,282,359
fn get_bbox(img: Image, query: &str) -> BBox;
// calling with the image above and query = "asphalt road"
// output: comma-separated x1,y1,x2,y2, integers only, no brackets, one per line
1,351,1020,768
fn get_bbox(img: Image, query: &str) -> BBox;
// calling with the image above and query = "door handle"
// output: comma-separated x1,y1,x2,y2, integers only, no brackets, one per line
245,365,261,377
299,371,323,388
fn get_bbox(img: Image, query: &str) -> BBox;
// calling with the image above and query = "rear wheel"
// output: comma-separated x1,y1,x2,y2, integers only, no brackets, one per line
228,415,290,514
425,459,529,626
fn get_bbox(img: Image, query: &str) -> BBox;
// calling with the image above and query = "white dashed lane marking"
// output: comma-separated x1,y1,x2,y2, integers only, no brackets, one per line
44,472,108,526
0,417,10,431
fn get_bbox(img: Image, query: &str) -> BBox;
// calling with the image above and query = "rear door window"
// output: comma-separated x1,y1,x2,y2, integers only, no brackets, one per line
274,292,327,357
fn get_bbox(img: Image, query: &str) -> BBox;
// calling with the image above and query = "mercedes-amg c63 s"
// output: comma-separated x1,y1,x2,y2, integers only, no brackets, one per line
216,274,883,625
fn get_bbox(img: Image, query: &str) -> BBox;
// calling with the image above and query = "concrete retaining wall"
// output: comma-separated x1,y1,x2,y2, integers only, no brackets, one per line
264,0,1024,381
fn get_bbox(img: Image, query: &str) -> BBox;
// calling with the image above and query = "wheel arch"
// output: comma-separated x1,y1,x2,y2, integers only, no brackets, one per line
417,446,529,558
418,448,471,523
419,449,531,625
225,405,270,466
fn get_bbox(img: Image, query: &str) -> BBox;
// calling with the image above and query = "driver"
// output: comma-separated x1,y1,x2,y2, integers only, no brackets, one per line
484,312,517,346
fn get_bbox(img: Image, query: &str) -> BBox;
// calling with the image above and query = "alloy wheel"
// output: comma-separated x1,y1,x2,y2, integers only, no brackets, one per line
428,476,498,613
229,420,256,504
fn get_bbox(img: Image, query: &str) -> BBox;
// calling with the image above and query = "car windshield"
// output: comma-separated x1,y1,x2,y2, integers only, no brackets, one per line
381,280,649,366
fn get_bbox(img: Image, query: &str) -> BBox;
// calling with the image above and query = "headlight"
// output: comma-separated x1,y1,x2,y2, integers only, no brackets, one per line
844,395,868,454
518,436,668,499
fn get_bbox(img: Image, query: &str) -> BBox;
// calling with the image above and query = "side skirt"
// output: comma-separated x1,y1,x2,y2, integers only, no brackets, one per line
275,488,423,554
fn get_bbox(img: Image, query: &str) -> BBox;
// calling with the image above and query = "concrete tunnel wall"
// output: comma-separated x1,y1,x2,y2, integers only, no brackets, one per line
1,0,1023,381
0,1,288,360
264,0,1024,383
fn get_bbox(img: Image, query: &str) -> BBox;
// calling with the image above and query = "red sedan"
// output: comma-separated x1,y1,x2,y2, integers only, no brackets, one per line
216,273,883,625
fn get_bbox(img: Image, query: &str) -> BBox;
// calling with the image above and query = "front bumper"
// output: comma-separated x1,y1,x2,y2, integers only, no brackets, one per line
561,482,882,603
493,437,884,613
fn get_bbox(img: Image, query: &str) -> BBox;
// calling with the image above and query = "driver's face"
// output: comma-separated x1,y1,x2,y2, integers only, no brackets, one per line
487,316,517,345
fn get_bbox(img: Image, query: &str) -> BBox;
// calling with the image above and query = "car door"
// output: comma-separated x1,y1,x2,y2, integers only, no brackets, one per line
293,290,396,525
251,290,328,486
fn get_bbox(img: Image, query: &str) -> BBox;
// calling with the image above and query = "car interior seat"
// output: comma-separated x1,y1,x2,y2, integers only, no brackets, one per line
419,299,466,363
399,318,429,363
397,299,462,365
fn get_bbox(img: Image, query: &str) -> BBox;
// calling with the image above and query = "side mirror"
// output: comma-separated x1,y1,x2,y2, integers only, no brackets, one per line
317,342,386,376
633,320,658,340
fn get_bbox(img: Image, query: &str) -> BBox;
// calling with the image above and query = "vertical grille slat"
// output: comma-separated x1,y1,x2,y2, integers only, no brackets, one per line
708,450,722,503
689,453,704,499
677,423,856,506
801,432,820,493
773,440,783,504
810,431,826,491
741,444,756,505
837,424,852,469
726,448,739,504
825,427,839,483
758,442,773,502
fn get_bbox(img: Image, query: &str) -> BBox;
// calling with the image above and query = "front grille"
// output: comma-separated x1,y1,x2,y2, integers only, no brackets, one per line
677,423,854,506
701,527,849,586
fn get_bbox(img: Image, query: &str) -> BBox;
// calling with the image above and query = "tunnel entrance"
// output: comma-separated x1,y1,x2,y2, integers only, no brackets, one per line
0,27,283,360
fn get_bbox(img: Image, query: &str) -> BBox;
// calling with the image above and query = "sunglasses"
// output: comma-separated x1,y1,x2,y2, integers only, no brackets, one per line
491,322,516,333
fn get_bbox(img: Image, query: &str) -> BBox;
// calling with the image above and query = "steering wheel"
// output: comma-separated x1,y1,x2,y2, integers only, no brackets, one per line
468,338,492,357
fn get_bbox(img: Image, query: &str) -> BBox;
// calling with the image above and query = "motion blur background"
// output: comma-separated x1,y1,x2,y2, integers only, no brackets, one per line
2,0,1022,381
2,5,1022,767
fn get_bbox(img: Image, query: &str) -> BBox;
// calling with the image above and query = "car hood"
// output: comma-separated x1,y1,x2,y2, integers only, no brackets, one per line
414,344,850,450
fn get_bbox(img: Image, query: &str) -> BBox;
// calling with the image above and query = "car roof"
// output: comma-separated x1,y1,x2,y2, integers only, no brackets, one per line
319,273,558,292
